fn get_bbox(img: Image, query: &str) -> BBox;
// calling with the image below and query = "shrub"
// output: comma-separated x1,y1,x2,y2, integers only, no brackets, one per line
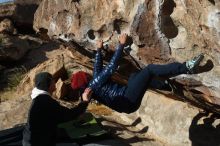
7,66,27,89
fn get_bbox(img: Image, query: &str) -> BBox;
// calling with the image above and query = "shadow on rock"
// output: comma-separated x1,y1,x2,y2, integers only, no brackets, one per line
96,117,152,146
196,59,214,74
189,112,220,146
22,41,61,70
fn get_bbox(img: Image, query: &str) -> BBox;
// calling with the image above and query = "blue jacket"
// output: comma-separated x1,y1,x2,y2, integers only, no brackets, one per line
88,44,129,112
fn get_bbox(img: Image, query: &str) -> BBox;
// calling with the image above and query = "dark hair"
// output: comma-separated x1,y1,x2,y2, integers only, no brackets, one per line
35,72,53,91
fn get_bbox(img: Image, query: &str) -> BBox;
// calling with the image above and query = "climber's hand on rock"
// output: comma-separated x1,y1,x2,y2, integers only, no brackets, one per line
96,40,103,50
119,33,127,45
82,88,93,102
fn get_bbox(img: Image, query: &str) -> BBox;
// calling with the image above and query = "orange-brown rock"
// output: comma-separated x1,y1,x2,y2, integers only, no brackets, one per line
17,46,93,96
33,0,220,94
32,1,220,145
55,79,69,99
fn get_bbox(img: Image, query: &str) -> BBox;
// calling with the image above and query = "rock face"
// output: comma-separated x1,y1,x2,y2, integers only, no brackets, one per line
32,0,220,145
34,0,220,87
0,45,93,127
0,95,30,130
55,79,69,99
113,91,220,146
17,46,93,96
17,54,67,96
0,34,29,61
1,0,220,146
0,0,42,30
0,18,16,34
33,0,170,63
0,3,16,19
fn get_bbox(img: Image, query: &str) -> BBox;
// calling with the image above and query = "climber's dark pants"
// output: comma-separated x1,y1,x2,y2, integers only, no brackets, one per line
124,62,188,112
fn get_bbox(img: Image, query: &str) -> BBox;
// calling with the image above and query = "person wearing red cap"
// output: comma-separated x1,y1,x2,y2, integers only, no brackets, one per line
71,71,90,91
72,33,204,114
70,71,92,101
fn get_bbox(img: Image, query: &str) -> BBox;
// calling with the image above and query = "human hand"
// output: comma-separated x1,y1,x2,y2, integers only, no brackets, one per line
119,33,127,45
82,88,93,102
96,40,103,50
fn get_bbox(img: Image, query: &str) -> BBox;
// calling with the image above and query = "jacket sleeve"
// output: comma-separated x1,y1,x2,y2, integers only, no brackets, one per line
93,49,103,78
88,44,124,90
50,100,88,123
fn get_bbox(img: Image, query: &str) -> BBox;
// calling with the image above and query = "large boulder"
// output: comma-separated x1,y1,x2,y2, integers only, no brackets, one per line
55,79,69,99
17,54,67,96
0,33,42,62
167,0,220,88
33,0,220,87
32,1,220,145
0,34,30,61
0,18,16,34
17,46,93,96
0,95,30,130
1,43,220,146
113,91,220,146
0,0,42,30
34,0,168,61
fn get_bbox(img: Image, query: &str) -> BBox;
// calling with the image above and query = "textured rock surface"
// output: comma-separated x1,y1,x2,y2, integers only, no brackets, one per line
168,0,220,89
0,95,30,130
0,34,29,61
0,0,41,29
17,55,66,96
34,0,142,42
0,3,16,18
17,46,93,96
1,0,220,146
32,0,220,145
0,96,166,146
113,91,220,146
0,18,16,34
0,46,93,129
0,46,168,146
0,34,42,61
13,45,220,146
55,79,69,99
34,0,220,88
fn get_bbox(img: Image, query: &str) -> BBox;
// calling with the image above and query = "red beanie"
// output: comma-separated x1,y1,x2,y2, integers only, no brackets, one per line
71,71,89,90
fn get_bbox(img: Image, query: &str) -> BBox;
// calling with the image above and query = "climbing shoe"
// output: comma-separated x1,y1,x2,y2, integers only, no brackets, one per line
186,53,204,74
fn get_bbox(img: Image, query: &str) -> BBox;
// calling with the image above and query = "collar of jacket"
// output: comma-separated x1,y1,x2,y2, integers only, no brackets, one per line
31,87,51,100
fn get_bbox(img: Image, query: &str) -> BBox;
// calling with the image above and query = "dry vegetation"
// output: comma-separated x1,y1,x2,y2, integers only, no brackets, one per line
0,66,27,101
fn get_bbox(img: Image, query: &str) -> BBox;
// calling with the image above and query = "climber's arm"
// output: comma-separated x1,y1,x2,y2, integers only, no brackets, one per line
93,40,104,78
88,34,127,90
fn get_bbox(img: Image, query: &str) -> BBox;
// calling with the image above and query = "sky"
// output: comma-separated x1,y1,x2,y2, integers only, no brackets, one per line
0,0,14,3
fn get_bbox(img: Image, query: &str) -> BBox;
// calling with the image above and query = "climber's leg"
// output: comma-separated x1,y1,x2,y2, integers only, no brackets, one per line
148,79,172,91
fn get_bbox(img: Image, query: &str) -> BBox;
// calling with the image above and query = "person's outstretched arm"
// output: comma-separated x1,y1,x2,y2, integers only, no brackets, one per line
46,97,89,124
88,34,127,90
93,40,104,78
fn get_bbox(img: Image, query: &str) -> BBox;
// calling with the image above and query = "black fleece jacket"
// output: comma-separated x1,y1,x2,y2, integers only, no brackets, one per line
23,94,88,146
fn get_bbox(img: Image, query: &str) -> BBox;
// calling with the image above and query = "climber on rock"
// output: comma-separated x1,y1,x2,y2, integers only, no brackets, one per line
23,72,90,146
72,33,204,114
